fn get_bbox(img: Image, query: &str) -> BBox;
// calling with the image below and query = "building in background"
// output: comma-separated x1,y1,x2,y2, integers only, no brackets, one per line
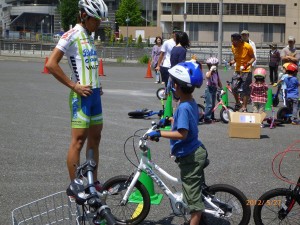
158,0,300,45
0,0,158,40
2,0,299,46
0,0,60,38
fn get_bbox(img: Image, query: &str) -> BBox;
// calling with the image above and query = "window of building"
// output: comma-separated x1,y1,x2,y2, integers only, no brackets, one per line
262,4,268,16
223,3,230,15
267,5,274,16
192,3,198,15
186,3,193,14
199,3,205,15
162,3,172,15
255,5,262,16
242,4,249,15
211,3,218,15
249,4,255,15
213,23,218,41
205,3,212,15
264,24,273,42
236,4,243,15
188,22,198,42
230,3,236,15
279,5,286,16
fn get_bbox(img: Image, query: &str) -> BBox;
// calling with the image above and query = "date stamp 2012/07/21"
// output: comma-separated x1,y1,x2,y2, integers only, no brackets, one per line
246,199,282,206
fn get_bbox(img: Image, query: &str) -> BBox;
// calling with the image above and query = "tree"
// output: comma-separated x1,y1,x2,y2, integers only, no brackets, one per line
59,0,78,31
115,0,143,26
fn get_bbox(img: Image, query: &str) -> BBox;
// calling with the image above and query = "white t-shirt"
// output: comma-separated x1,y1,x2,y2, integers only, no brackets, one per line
160,38,176,68
56,24,100,89
249,39,256,67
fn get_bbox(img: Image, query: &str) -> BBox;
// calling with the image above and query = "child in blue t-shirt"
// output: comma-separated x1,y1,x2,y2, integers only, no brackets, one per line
148,61,207,225
277,63,300,124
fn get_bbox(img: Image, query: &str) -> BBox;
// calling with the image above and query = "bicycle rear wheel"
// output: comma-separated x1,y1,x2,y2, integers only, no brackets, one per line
102,175,151,225
197,104,205,122
205,184,251,225
253,188,300,225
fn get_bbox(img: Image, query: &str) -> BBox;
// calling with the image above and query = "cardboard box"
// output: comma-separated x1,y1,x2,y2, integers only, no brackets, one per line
228,112,266,139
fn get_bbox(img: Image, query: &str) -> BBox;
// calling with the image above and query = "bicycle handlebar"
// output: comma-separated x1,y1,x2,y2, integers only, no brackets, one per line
71,149,117,225
139,122,160,151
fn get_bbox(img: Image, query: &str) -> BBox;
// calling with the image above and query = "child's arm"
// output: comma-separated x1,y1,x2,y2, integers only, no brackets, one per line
148,129,188,141
273,80,282,86
161,129,188,140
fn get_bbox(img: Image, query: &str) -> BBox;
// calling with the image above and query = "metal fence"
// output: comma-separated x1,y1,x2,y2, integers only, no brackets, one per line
0,39,271,65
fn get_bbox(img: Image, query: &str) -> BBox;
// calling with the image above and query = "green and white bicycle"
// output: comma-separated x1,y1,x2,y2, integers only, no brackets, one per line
102,121,251,225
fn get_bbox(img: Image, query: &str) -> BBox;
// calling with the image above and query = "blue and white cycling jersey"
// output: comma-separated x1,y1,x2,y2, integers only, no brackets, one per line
56,24,100,89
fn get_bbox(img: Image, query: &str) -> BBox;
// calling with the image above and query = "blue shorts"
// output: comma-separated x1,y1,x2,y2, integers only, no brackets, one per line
69,88,103,128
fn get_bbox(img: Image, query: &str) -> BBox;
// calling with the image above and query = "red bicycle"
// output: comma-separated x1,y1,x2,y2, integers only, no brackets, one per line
253,140,300,225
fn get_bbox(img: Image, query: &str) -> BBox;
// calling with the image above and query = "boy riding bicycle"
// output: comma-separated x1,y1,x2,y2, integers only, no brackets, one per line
147,61,207,225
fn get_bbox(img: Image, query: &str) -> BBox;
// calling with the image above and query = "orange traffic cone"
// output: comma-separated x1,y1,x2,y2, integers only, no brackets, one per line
145,60,153,78
98,58,105,76
42,57,50,74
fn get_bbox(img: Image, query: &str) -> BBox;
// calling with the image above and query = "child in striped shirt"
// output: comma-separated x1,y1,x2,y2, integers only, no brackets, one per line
250,68,268,127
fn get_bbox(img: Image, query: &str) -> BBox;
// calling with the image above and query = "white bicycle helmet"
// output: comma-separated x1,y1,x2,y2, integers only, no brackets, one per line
206,57,219,65
78,0,108,19
168,61,203,88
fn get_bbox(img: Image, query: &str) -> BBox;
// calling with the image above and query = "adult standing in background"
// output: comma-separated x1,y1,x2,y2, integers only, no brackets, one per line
241,30,257,67
155,29,178,86
281,36,300,65
268,42,281,85
46,0,107,189
170,31,190,68
151,36,162,83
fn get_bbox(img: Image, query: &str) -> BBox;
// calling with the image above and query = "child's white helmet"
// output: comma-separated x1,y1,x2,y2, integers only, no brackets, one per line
168,61,203,88
206,57,219,65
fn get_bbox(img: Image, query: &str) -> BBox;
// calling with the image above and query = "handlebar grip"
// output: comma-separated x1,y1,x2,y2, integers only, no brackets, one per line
87,149,94,161
101,208,117,225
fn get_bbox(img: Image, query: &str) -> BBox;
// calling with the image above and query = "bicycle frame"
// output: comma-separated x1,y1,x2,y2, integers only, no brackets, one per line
122,148,227,218
212,95,228,113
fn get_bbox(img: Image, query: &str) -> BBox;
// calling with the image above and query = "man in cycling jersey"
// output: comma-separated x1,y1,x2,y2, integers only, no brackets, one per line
46,0,107,189
229,33,256,112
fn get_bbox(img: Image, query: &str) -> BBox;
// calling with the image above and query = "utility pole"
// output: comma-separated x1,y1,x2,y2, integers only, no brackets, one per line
183,0,187,32
217,0,223,63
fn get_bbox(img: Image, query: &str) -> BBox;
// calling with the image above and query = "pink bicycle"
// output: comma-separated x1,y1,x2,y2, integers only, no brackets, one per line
199,90,235,123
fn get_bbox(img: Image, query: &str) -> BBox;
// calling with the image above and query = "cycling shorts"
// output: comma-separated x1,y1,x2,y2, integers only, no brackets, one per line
69,88,103,128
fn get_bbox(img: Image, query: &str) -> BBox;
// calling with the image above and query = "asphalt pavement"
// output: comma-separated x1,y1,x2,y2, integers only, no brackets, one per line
1,56,299,225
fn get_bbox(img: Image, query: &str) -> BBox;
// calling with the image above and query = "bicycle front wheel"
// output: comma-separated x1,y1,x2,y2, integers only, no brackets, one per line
206,184,251,225
102,175,151,225
220,106,234,123
128,110,149,118
253,188,300,225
